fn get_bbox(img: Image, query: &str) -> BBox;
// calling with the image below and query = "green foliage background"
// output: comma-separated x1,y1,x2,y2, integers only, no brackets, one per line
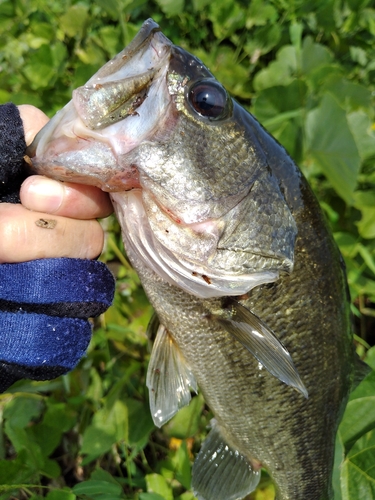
1,0,375,498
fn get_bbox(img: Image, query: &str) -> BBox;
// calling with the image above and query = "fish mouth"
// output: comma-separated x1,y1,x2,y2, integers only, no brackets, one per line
27,19,173,192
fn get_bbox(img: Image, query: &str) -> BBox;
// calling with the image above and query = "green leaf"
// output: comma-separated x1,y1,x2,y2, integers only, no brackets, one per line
350,370,375,400
72,480,122,497
155,0,185,16
0,449,37,484
340,442,375,498
164,394,204,439
324,76,372,112
93,0,120,19
246,0,278,28
126,399,154,448
3,396,43,428
333,431,344,500
59,5,89,38
305,93,361,204
253,45,297,90
301,36,332,75
146,474,173,500
45,490,76,500
139,494,165,500
334,232,359,258
81,427,117,460
208,0,246,39
356,208,375,239
365,347,375,371
173,442,192,490
339,396,375,451
347,111,375,161
23,45,55,89
243,24,281,58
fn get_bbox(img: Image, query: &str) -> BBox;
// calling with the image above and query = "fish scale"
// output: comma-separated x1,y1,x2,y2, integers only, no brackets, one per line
28,19,360,500
129,152,352,499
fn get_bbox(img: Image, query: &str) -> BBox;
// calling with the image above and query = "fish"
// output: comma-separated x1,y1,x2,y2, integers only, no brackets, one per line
27,19,361,500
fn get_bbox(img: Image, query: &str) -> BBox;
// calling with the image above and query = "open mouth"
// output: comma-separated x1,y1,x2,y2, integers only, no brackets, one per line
27,19,173,192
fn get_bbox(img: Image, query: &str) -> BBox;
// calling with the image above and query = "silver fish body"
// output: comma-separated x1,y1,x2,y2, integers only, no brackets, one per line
28,19,357,500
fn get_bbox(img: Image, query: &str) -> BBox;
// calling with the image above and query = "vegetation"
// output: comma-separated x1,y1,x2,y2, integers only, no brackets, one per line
1,0,375,498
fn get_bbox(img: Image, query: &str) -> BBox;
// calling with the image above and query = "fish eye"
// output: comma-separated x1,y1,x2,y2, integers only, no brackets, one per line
187,79,232,120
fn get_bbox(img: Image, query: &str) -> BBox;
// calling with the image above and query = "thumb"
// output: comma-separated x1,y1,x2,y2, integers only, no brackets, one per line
18,104,49,146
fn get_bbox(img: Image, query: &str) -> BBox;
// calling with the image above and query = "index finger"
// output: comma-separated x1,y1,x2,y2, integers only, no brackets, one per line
20,176,113,220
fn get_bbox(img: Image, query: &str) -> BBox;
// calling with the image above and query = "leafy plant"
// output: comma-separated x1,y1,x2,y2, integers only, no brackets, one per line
0,0,375,498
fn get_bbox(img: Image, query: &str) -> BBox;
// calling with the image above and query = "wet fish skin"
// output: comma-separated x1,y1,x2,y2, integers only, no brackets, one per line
127,107,354,500
27,19,357,500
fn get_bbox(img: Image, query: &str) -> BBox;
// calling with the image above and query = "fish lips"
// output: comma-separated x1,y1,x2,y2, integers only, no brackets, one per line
26,19,174,192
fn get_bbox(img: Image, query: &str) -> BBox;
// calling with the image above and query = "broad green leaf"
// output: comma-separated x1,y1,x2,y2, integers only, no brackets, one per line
289,22,303,49
333,431,344,500
340,442,375,498
59,5,89,38
93,0,120,18
0,449,37,484
192,0,211,10
208,0,245,39
23,45,55,89
356,208,375,239
339,396,375,451
164,393,204,439
301,36,332,75
324,76,372,112
252,80,307,122
253,46,297,91
72,480,122,497
348,111,375,161
91,468,123,486
139,494,165,500
173,442,192,490
45,490,76,500
334,233,359,258
365,347,375,370
146,473,173,500
243,24,281,58
246,0,278,28
177,493,197,500
350,370,375,400
305,93,361,204
3,396,43,428
126,399,154,448
155,0,185,16
81,399,128,461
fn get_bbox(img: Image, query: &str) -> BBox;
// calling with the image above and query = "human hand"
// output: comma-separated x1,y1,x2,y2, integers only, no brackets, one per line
0,105,113,263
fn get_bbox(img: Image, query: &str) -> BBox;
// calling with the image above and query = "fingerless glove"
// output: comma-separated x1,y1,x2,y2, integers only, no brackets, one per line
0,103,115,392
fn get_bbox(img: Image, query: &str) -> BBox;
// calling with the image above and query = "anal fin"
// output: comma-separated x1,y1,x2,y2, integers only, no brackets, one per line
192,419,260,500
146,322,197,428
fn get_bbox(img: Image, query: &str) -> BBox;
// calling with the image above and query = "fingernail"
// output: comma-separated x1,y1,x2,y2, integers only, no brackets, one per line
21,177,64,213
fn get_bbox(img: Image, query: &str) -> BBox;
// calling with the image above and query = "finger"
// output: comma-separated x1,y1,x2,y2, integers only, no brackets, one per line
0,204,104,263
20,176,113,219
18,105,49,146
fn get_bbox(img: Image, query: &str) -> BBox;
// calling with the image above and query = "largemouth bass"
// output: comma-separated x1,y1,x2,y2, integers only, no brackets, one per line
28,19,358,500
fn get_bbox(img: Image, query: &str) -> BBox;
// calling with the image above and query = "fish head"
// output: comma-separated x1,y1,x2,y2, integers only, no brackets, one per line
28,19,297,299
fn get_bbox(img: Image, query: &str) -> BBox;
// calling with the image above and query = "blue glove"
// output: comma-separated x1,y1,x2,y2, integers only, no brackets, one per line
0,103,115,391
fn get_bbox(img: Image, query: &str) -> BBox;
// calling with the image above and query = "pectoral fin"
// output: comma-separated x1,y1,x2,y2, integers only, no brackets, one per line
214,298,308,398
192,419,261,500
146,322,197,427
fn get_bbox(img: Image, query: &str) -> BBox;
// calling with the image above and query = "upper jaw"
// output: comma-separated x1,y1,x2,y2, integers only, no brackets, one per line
27,20,173,191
